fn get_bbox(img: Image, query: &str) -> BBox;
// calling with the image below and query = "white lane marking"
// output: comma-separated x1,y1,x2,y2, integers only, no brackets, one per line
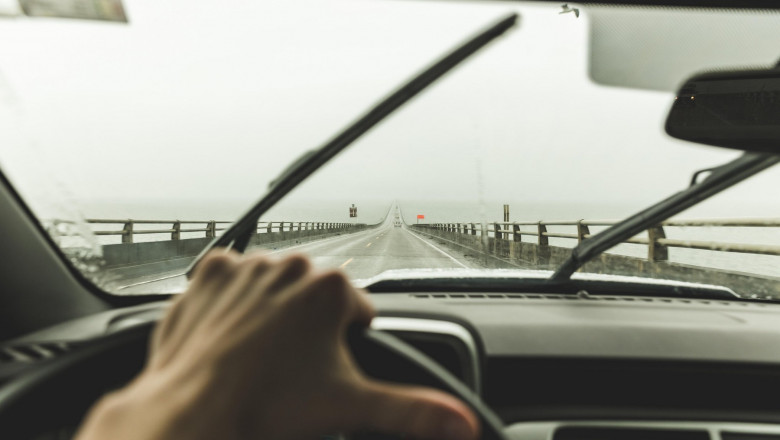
267,228,377,254
116,227,385,291
404,229,468,268
366,242,372,248
116,272,185,290
340,257,354,268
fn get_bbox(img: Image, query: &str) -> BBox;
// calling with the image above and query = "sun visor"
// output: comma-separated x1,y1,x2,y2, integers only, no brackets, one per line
587,6,780,91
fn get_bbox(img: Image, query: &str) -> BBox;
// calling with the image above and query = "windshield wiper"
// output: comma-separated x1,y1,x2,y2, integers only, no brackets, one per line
551,152,780,282
365,276,738,300
186,13,519,278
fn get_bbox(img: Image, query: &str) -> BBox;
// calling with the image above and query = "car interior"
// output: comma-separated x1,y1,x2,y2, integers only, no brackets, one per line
3,0,780,439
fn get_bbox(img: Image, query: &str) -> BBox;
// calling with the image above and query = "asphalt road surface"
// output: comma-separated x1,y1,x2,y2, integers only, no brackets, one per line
270,223,475,280
114,219,478,294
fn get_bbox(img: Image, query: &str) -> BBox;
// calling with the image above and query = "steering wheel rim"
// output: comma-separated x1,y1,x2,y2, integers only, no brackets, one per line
0,321,507,440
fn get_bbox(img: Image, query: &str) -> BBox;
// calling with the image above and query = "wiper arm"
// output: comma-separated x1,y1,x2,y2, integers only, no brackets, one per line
187,13,519,277
551,152,780,281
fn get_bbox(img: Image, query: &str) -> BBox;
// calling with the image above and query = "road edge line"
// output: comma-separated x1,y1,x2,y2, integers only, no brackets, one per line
404,227,468,268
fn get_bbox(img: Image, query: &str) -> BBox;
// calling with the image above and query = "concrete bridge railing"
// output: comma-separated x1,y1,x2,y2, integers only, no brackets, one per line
79,219,369,281
88,219,364,245
412,218,780,298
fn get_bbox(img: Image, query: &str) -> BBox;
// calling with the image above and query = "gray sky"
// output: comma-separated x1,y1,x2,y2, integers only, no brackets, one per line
2,0,780,224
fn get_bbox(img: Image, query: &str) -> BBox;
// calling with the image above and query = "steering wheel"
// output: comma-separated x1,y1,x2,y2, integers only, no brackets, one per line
0,321,508,440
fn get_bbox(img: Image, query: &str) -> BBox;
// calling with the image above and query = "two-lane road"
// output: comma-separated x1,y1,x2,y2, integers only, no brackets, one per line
270,225,474,280
116,217,476,294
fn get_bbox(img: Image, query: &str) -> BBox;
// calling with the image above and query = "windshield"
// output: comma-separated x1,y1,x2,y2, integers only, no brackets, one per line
2,0,780,298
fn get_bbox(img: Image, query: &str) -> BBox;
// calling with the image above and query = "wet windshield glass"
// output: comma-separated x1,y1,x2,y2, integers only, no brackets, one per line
2,1,780,298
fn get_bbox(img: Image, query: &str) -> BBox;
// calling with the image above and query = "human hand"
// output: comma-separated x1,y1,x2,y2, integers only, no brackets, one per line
76,250,480,440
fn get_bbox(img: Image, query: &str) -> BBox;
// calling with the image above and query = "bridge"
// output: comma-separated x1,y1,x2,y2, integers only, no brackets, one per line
69,208,780,298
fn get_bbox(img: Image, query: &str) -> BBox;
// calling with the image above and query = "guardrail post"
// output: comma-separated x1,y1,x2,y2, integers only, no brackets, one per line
206,221,216,238
513,223,521,242
297,222,301,232
470,223,476,235
122,221,133,244
171,221,181,240
577,220,590,244
537,222,548,246
494,222,502,240
648,225,669,262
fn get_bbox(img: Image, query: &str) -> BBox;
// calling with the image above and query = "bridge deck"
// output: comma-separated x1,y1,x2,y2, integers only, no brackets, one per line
271,225,473,279
112,224,477,294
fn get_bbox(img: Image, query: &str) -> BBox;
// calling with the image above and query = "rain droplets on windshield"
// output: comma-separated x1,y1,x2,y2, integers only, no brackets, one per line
2,1,780,298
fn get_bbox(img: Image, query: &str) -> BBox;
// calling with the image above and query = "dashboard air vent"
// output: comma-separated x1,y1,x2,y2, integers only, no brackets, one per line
0,342,72,364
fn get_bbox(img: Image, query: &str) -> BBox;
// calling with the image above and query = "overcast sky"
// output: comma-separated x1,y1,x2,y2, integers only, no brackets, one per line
2,0,780,224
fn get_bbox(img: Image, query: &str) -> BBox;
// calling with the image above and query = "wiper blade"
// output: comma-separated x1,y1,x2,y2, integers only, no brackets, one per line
364,276,738,300
186,12,519,278
551,152,780,281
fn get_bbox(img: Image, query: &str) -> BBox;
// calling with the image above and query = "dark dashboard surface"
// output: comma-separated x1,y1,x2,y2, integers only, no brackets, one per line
4,293,780,429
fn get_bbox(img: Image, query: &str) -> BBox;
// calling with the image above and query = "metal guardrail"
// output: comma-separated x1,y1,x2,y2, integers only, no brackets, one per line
417,218,780,262
86,219,363,244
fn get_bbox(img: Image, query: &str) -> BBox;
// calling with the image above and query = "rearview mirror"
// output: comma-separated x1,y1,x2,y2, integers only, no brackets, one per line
665,68,780,154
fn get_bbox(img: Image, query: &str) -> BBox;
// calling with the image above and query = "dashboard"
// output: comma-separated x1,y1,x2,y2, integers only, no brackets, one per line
507,422,780,440
3,292,780,438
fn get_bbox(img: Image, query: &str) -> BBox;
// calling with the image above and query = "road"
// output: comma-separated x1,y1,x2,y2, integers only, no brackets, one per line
115,217,477,294
268,224,473,280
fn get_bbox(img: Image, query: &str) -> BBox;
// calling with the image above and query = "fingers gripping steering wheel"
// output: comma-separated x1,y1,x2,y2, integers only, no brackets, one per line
0,322,508,440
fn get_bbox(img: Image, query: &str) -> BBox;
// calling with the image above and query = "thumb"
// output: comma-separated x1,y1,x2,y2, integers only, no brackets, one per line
352,380,480,440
